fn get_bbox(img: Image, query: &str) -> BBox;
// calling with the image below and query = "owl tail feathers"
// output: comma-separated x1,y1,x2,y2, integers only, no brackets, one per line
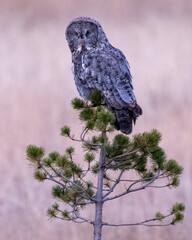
132,104,142,124
114,109,133,135
114,104,142,135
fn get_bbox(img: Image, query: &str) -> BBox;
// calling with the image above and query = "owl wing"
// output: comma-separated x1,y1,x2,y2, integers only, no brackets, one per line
81,49,136,109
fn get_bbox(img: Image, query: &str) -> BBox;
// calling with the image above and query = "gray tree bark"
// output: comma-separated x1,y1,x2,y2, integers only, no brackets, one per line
93,132,106,240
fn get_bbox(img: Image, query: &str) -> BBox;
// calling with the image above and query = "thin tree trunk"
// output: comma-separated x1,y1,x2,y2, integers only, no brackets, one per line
94,131,106,240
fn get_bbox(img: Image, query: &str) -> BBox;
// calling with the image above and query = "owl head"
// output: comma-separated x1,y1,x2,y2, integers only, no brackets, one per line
66,17,109,53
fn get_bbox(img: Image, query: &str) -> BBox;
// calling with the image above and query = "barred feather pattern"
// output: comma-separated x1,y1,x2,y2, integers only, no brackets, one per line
66,17,142,134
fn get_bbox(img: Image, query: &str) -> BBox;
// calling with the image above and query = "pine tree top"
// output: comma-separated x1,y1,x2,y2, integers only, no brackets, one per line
26,90,185,228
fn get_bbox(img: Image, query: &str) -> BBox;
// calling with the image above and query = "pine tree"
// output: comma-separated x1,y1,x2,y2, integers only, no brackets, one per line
26,90,185,240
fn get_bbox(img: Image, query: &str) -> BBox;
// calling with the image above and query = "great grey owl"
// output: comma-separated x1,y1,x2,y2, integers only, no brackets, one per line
66,17,142,134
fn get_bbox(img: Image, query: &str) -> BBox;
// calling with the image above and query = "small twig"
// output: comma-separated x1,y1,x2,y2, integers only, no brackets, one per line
81,168,90,178
72,205,94,225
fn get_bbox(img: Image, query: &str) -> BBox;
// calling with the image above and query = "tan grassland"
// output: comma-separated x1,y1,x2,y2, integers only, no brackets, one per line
0,1,191,239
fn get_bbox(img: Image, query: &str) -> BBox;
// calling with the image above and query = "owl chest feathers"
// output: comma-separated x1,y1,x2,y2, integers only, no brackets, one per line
72,50,99,87
72,48,136,109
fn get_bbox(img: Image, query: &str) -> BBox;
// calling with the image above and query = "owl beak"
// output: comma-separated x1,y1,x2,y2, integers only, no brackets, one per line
77,40,86,52
81,39,85,49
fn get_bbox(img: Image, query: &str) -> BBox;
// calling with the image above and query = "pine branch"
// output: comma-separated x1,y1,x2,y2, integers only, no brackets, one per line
49,165,95,202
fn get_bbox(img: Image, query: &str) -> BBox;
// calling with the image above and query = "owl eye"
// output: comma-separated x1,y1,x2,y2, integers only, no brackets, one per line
85,30,91,37
74,32,79,37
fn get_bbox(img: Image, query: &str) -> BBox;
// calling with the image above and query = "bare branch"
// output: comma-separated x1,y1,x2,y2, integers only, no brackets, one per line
73,209,93,224
72,205,94,225
80,127,101,149
40,164,67,189
103,170,125,199
103,223,172,227
104,158,133,170
81,168,90,178
80,176,109,192
102,213,172,227
105,159,135,170
104,149,139,169
104,169,161,202
113,173,169,183
127,169,161,193
53,215,70,221
112,149,139,160
55,204,94,224
147,184,171,188
68,134,82,143
54,215,92,225
105,154,146,171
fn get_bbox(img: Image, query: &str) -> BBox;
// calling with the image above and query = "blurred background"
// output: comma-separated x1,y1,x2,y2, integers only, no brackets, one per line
0,0,191,239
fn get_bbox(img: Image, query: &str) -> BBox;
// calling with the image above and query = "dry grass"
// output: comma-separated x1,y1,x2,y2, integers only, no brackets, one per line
0,0,191,239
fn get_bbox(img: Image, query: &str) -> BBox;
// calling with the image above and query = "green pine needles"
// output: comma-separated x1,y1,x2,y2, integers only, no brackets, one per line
26,90,185,239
